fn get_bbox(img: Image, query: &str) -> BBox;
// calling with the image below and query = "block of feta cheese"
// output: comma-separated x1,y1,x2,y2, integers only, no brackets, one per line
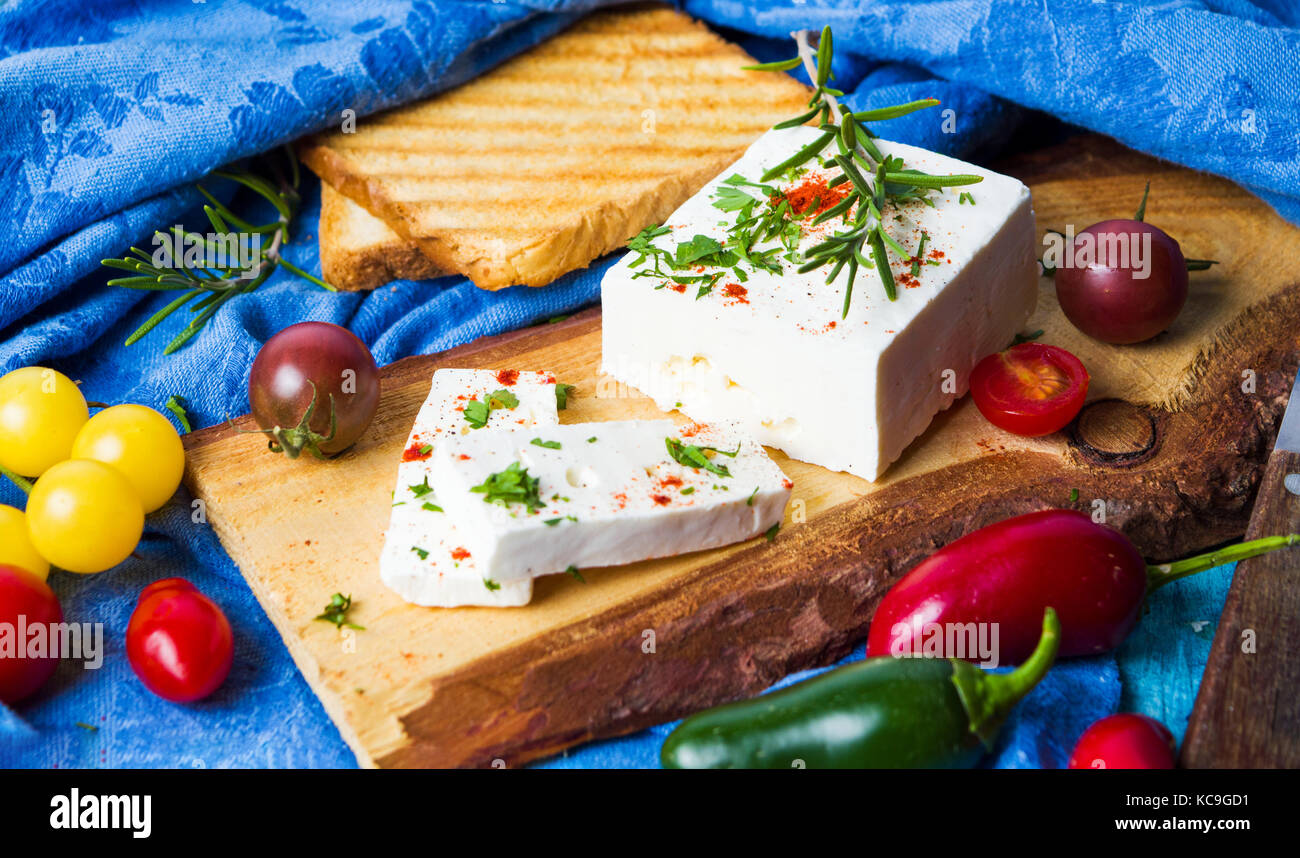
379,368,560,607
429,420,792,583
599,126,1039,480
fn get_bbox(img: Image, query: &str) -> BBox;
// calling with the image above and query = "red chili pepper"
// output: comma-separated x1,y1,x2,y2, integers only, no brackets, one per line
866,509,1299,665
1069,713,1176,769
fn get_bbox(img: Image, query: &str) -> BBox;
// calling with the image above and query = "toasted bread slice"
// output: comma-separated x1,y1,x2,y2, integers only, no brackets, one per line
300,4,811,291
319,183,442,290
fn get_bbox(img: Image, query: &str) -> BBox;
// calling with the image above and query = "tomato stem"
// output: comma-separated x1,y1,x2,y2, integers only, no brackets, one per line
950,607,1060,747
0,462,33,495
1134,181,1150,222
238,381,339,460
1146,533,1300,593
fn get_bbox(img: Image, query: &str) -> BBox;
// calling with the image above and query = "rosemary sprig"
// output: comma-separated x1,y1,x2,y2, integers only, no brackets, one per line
101,146,335,355
629,26,980,318
754,26,981,316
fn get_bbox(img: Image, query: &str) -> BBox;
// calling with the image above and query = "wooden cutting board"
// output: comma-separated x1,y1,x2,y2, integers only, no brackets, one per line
182,135,1300,768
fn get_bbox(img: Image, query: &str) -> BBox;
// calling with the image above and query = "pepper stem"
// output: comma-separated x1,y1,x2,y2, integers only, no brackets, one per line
950,607,1060,748
1146,533,1300,594
0,462,33,495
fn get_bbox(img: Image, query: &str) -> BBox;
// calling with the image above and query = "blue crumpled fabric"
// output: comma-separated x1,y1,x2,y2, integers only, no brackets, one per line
0,0,1285,767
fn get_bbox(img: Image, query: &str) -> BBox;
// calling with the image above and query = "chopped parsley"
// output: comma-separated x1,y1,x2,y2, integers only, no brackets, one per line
665,437,740,478
680,486,695,495
409,476,433,498
484,579,501,592
314,592,364,631
464,388,519,428
747,486,759,506
1069,488,1080,503
471,462,545,511
418,444,432,455
422,502,443,513
411,546,429,560
566,565,586,583
555,382,575,410
765,523,780,542
587,436,598,444
531,438,562,450
544,515,578,527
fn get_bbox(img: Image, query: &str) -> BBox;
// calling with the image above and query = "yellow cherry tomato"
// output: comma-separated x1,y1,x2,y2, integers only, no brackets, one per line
71,404,184,513
26,459,143,574
0,367,89,477
0,504,49,580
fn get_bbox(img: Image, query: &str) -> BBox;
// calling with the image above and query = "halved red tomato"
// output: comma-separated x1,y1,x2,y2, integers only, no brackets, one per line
969,342,1089,436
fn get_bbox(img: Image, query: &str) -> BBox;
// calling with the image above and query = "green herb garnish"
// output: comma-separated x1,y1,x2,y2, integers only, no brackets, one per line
409,476,433,498
665,437,740,478
411,546,429,560
765,523,780,542
628,26,984,320
566,565,586,583
464,388,519,428
471,462,545,512
315,592,364,631
531,438,562,450
555,383,575,410
164,395,192,433
422,502,443,513
484,579,501,592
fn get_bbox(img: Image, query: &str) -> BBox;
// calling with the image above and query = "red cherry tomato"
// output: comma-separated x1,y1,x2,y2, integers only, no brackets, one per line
969,342,1089,436
126,578,233,703
1069,713,1176,769
0,564,63,703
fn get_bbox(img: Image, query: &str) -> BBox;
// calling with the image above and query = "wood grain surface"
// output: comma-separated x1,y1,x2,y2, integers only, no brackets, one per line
1182,447,1300,767
182,135,1300,768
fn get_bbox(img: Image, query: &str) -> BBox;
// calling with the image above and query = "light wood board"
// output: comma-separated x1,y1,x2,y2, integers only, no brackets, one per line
183,136,1300,767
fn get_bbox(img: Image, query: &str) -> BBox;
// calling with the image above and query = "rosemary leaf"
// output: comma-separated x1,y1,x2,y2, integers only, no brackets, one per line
742,57,802,72
883,171,984,189
851,99,941,122
868,228,897,301
760,131,834,182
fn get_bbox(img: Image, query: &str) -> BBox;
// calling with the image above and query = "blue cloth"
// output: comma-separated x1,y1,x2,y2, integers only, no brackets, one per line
0,0,1287,767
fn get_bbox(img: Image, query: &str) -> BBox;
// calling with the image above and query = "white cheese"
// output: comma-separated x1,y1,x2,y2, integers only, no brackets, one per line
429,421,792,582
379,368,560,607
599,126,1038,480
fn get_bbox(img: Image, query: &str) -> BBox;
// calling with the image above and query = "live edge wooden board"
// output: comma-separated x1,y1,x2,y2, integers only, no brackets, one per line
183,136,1300,768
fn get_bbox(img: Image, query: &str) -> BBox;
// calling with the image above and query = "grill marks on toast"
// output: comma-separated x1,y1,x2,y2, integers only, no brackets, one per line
302,6,811,290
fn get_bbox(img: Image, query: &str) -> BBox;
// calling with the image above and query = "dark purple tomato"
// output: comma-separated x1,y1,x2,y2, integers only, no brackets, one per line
249,321,380,458
1054,219,1188,344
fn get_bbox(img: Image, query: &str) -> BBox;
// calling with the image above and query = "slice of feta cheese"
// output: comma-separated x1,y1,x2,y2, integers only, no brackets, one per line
379,368,560,607
429,421,792,583
599,126,1039,481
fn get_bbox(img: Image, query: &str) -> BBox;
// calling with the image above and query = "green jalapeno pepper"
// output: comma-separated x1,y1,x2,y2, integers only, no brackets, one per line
661,607,1060,769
